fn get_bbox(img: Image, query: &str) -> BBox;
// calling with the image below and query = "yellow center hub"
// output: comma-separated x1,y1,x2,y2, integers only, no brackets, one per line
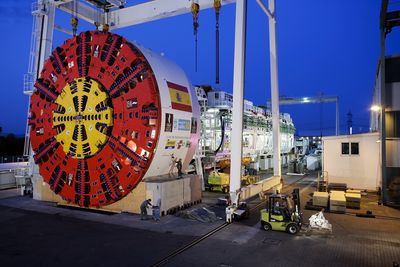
53,77,113,159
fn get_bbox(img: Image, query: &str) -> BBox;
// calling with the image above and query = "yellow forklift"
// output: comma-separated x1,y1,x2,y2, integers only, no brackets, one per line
260,189,302,235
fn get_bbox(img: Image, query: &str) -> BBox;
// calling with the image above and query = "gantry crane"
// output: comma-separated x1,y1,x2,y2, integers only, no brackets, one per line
23,0,282,208
267,95,340,136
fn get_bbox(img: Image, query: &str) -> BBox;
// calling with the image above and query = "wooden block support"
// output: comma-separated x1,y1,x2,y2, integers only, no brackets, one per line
330,191,346,213
313,191,329,207
33,174,201,215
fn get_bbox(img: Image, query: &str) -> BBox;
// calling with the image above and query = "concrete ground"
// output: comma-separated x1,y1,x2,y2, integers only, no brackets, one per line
0,173,399,267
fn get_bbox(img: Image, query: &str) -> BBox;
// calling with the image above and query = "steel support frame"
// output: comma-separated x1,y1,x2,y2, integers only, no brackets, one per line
54,24,73,36
28,0,56,176
256,0,281,177
229,0,247,205
35,1,56,80
267,0,281,177
108,0,235,29
380,0,388,204
51,0,235,28
51,0,104,24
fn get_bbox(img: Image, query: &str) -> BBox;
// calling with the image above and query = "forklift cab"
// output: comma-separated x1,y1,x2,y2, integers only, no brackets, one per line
270,195,292,221
260,189,302,234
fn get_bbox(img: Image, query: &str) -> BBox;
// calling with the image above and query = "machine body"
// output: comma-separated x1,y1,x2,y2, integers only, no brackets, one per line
29,31,200,208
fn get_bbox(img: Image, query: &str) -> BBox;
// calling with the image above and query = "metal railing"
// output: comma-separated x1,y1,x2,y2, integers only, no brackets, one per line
0,156,28,164
23,73,35,95
317,171,329,192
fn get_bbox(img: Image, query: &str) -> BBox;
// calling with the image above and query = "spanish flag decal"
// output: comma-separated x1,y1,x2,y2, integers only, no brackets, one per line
167,81,192,112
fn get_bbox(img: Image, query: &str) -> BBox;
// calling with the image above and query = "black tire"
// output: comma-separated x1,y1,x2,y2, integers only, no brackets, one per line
261,221,272,231
286,223,299,235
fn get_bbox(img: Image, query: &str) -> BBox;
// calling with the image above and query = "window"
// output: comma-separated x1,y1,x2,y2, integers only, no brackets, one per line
341,143,349,155
351,142,359,155
225,94,232,101
386,111,400,138
215,93,219,99
341,142,359,155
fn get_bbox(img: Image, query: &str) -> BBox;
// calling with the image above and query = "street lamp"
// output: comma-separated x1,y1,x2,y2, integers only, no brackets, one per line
370,105,381,133
371,105,381,112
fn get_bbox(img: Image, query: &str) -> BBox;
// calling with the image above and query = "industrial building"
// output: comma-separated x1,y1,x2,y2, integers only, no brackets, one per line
322,132,381,191
371,55,400,205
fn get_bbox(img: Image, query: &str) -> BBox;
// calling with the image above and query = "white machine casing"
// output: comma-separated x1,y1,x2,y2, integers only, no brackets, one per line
138,45,201,179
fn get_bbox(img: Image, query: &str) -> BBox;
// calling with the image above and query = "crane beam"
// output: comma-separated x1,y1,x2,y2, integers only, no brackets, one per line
108,0,235,29
267,95,340,136
50,1,236,30
267,96,338,105
52,0,104,24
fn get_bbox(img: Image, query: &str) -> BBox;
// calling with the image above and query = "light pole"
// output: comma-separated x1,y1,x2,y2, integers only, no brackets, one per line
379,0,388,204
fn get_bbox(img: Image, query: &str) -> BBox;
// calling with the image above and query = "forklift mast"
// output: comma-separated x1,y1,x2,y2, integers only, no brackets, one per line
291,188,302,222
292,188,300,208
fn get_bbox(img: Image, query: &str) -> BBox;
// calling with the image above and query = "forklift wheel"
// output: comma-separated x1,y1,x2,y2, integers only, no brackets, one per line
261,221,272,231
286,223,299,235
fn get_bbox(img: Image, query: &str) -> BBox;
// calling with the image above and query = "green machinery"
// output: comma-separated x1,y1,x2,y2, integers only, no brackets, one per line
208,171,230,193
207,170,259,193
260,188,302,234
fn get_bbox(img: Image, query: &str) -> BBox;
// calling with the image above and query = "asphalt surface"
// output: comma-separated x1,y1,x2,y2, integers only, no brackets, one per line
0,205,194,267
167,175,400,267
1,173,400,267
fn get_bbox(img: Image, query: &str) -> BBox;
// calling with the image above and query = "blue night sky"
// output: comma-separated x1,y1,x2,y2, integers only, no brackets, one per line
0,0,399,137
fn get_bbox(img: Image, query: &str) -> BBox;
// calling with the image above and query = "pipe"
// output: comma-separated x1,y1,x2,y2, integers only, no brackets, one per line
214,114,225,154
